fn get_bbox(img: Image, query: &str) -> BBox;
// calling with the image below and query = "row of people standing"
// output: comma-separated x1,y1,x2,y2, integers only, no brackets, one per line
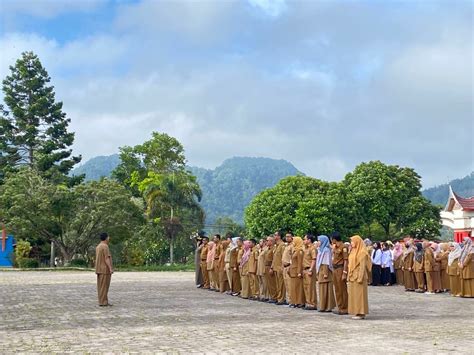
196,232,372,320
395,237,473,297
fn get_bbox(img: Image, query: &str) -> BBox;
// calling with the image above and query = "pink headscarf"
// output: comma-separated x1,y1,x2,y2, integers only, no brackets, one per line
206,241,216,263
393,242,403,260
430,242,440,256
240,241,252,267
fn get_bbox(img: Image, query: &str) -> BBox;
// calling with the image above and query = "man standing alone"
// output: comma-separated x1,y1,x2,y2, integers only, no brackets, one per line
95,232,113,307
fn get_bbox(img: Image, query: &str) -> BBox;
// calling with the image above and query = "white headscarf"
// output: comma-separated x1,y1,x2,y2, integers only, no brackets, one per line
448,242,462,266
460,237,473,264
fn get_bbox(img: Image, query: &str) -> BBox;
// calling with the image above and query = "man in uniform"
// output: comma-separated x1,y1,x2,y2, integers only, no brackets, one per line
213,234,222,291
303,234,317,310
199,236,210,289
282,232,294,304
271,231,286,305
265,236,278,303
257,239,268,301
95,232,113,307
331,232,349,315
248,239,259,300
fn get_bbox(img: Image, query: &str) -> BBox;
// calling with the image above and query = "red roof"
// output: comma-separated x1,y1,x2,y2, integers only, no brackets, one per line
453,191,474,211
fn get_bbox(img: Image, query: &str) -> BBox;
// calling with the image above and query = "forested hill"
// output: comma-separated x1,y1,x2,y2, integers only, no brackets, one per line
71,155,303,224
422,172,474,206
189,157,303,224
71,154,120,181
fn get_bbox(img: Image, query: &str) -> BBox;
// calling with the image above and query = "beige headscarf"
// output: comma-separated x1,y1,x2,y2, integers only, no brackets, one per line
292,237,304,252
348,235,371,278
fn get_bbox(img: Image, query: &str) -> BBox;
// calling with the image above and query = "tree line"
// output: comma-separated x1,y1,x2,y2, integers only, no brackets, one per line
0,52,203,267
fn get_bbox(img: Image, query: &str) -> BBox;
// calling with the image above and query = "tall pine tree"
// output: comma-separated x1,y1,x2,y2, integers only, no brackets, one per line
1,51,82,185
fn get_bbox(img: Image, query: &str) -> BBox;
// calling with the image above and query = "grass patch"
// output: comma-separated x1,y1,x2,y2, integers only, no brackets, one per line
115,264,195,272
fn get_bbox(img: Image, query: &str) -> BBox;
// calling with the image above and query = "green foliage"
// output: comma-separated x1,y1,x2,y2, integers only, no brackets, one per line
113,132,204,264
0,51,81,185
190,157,302,224
69,259,88,267
15,239,32,259
17,258,39,268
343,161,423,236
245,161,441,240
211,216,246,237
0,168,144,263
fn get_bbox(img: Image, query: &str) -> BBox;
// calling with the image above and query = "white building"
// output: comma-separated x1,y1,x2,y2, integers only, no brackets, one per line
440,186,474,242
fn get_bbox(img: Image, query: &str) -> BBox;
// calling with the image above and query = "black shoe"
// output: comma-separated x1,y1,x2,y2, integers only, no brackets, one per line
267,299,277,304
276,302,285,305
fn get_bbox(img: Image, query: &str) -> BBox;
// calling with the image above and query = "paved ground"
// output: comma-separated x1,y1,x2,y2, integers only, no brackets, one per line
0,271,472,354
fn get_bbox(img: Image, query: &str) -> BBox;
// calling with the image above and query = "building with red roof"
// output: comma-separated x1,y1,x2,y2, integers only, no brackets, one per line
440,186,474,242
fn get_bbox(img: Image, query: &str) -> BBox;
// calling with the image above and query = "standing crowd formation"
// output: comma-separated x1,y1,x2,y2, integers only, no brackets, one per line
195,232,474,320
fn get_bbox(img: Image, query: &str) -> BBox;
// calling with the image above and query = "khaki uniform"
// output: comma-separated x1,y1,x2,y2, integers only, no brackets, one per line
424,248,438,292
332,242,348,313
200,244,210,289
218,244,229,293
289,249,304,306
460,253,474,298
402,250,416,290
302,244,317,308
95,242,112,306
265,245,277,301
240,251,251,299
393,255,404,285
413,255,425,291
317,263,335,311
272,240,286,303
224,246,232,290
248,246,259,298
230,247,241,293
213,243,222,290
257,247,268,300
348,254,369,316
436,251,450,290
447,257,461,297
282,244,292,303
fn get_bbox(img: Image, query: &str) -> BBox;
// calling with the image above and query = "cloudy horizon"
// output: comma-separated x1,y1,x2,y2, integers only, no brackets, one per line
1,0,472,188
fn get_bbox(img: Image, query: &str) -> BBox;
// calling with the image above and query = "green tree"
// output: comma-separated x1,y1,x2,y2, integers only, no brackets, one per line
398,196,441,239
0,168,143,263
133,170,203,263
244,176,331,237
343,161,421,236
212,216,246,237
0,52,81,185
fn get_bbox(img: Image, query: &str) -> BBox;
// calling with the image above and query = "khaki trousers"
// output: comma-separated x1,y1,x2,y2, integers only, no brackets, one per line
265,267,277,300
303,271,316,307
276,270,286,303
241,274,251,298
200,261,209,288
97,273,111,306
258,274,267,300
225,263,232,290
333,268,348,313
249,273,259,298
283,266,291,303
289,276,305,305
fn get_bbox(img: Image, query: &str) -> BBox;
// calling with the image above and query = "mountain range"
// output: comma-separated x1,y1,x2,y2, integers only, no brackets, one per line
71,154,473,222
71,155,302,224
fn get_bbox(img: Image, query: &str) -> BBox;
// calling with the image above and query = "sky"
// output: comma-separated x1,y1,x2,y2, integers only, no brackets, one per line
0,0,472,188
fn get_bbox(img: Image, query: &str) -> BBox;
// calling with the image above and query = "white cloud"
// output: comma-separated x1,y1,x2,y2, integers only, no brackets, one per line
248,0,287,18
0,0,105,18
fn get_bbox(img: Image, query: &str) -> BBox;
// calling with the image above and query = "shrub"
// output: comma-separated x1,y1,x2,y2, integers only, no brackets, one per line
69,259,88,267
18,258,39,268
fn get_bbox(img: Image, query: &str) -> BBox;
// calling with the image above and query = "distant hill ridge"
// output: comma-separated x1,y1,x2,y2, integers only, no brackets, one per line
71,155,303,224
422,172,474,206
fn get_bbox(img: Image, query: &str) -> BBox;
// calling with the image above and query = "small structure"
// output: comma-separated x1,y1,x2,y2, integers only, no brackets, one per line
440,186,474,242
0,228,15,267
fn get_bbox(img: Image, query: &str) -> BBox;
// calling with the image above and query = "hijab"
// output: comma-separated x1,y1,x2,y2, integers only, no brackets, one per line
448,242,462,266
414,242,424,263
460,237,473,264
403,239,414,258
292,236,304,253
206,241,216,263
348,235,371,277
316,235,332,272
393,242,403,260
230,237,239,251
240,240,252,267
